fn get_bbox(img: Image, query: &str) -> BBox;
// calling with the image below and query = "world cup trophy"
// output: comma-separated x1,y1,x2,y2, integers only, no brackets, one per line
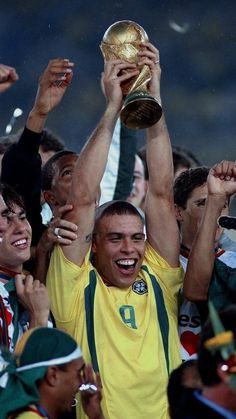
100,20,162,130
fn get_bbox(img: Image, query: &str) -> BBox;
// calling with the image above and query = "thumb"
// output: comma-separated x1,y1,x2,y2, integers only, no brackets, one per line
58,204,73,217
15,274,26,295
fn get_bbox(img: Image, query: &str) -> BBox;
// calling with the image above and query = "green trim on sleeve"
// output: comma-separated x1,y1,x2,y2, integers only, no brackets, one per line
141,265,170,374
84,270,99,373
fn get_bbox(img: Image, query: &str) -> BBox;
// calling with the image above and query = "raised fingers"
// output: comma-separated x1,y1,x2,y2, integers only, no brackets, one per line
49,218,78,243
138,42,159,59
40,58,74,85
212,160,236,180
0,64,19,82
104,60,138,81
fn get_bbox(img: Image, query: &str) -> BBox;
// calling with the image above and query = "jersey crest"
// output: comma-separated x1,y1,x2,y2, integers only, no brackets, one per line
132,279,148,295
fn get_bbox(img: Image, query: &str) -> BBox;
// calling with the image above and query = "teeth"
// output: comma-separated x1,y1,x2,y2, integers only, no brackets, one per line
13,239,27,246
117,259,135,266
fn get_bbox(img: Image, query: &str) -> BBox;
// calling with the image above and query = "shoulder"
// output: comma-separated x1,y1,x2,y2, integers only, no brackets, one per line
141,242,184,298
47,245,93,285
144,242,181,270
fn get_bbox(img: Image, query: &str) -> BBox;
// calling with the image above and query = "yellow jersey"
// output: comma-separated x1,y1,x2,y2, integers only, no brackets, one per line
47,242,183,419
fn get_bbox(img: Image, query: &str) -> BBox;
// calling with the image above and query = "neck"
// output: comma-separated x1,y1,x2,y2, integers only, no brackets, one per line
203,383,236,413
36,401,55,419
38,394,64,419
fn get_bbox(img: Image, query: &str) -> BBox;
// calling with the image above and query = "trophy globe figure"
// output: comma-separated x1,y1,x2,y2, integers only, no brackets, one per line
100,20,162,129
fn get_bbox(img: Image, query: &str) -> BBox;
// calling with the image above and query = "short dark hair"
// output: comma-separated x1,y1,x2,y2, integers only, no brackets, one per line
198,306,236,386
174,166,209,209
41,150,76,191
95,200,144,230
172,145,201,170
40,129,64,153
0,183,25,211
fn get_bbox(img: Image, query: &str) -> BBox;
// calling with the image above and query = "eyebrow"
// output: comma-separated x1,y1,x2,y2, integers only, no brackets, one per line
7,208,26,218
194,198,206,204
0,208,10,217
106,232,145,238
59,164,74,174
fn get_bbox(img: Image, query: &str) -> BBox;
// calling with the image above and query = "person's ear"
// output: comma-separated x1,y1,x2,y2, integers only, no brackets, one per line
45,366,60,387
44,190,57,207
92,237,97,254
175,204,183,222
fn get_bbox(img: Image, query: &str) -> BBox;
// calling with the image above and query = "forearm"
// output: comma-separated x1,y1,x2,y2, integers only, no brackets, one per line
146,114,173,197
69,104,119,205
26,108,48,133
29,309,49,328
87,411,104,419
145,113,180,266
184,195,226,300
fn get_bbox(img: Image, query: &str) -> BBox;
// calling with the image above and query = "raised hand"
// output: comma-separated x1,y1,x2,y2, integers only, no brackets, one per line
15,273,49,327
38,204,78,252
0,63,19,94
137,42,161,102
208,160,236,199
80,363,103,419
31,58,74,117
102,60,139,112
33,204,78,284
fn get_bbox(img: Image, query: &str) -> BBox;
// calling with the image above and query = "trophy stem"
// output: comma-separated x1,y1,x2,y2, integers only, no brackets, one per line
120,91,162,129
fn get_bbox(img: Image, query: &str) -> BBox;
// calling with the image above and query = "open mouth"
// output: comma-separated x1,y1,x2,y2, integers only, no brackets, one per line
115,259,137,273
12,238,28,249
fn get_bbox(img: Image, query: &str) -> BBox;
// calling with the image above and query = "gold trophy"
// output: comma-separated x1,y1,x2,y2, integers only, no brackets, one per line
100,20,162,129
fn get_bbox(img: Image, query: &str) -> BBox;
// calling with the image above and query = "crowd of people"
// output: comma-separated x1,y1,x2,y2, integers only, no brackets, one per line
0,39,236,419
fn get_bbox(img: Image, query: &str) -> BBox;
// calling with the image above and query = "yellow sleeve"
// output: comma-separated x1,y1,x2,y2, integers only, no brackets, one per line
143,241,184,299
46,245,91,323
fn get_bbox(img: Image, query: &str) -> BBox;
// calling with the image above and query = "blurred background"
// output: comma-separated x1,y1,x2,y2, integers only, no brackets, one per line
0,0,235,167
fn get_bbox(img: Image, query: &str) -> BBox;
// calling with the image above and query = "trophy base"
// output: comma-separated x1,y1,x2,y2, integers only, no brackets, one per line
120,91,162,129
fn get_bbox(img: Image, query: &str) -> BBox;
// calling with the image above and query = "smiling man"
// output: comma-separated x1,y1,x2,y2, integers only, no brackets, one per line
174,164,236,361
91,201,146,288
47,43,183,419
0,183,49,351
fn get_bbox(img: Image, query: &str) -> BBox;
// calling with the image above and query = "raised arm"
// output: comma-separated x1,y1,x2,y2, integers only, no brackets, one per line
61,60,139,266
99,71,138,204
142,43,180,267
184,160,236,301
1,59,74,246
26,58,74,133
